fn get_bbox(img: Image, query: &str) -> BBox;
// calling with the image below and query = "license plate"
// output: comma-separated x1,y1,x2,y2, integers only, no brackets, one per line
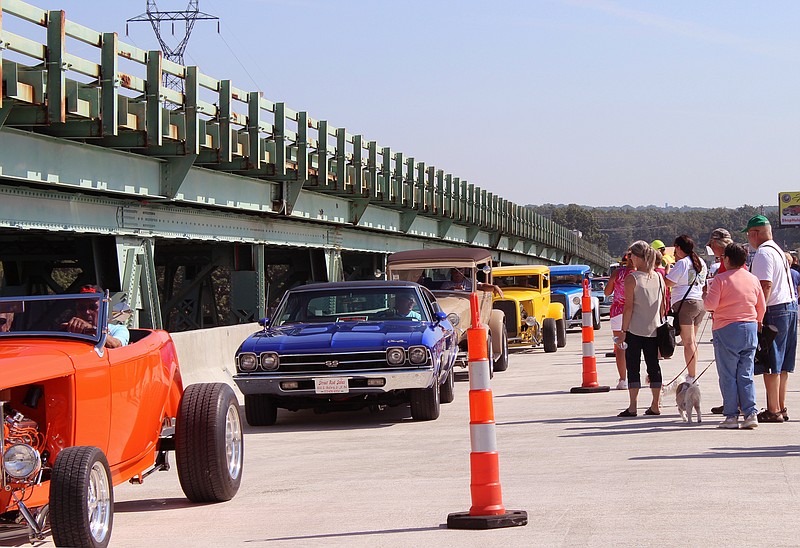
314,378,349,394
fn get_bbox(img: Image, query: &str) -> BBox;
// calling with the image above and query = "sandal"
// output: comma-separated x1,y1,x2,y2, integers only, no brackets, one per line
782,407,789,421
644,408,661,416
617,409,637,417
757,410,785,423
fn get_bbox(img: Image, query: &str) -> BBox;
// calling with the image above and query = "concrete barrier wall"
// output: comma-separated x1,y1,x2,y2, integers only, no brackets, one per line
171,323,260,399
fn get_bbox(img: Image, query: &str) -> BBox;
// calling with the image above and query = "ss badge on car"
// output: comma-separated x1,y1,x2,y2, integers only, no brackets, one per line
325,360,339,367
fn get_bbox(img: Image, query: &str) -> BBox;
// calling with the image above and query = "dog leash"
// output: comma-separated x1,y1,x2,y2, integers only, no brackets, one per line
663,314,712,388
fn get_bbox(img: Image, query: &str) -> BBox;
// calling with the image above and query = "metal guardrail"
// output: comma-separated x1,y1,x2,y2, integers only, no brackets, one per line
0,0,613,269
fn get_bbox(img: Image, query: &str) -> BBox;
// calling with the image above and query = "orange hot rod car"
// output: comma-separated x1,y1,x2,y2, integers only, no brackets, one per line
0,292,243,547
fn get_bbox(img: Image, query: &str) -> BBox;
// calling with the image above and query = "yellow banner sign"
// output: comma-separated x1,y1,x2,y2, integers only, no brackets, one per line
779,192,800,226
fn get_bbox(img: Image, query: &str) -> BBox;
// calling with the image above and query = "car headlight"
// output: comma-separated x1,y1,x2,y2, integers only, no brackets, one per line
238,353,258,372
386,347,405,365
446,313,460,327
3,444,41,479
525,316,537,326
408,346,428,365
572,296,581,306
260,352,280,371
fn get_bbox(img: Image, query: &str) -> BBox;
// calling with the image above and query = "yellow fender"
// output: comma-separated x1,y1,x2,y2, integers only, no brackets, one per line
547,302,564,321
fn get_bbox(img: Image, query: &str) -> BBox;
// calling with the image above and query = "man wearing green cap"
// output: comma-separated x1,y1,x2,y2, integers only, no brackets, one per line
745,215,797,423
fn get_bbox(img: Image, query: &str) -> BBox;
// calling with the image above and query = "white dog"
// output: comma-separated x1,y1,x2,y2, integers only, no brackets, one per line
675,381,702,423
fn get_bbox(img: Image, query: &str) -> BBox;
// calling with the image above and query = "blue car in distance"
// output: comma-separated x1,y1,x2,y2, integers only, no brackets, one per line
234,281,458,426
549,265,601,330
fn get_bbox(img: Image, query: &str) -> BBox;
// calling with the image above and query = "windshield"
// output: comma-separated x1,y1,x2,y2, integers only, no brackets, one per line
495,275,540,290
551,274,584,286
390,267,476,292
0,293,108,343
590,279,606,292
272,288,427,326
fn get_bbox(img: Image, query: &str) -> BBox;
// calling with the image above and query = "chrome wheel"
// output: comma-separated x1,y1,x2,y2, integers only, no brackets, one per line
225,403,243,480
88,461,112,543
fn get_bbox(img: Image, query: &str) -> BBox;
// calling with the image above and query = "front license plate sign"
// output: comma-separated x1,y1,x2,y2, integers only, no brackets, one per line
314,378,349,394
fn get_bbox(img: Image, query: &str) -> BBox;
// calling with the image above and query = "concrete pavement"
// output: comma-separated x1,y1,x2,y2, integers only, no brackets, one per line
5,318,798,547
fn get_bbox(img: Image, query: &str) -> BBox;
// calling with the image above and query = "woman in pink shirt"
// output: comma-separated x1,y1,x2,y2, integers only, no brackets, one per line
703,243,766,429
605,253,635,390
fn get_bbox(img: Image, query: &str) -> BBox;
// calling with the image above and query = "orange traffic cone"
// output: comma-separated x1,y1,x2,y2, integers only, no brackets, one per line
571,278,610,393
447,293,527,530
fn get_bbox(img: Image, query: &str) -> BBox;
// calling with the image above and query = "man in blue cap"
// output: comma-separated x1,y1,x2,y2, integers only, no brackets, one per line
745,215,797,423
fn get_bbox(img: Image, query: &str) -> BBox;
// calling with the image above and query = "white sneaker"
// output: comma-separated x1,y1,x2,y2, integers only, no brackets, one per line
615,379,628,390
741,414,759,429
718,416,739,429
685,376,695,384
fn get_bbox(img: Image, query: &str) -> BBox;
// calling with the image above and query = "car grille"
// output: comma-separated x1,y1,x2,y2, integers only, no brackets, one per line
551,293,567,310
493,301,518,338
277,351,392,373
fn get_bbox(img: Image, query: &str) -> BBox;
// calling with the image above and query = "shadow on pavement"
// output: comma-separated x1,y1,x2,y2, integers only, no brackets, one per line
631,445,800,460
243,404,416,434
115,497,198,513
246,525,445,542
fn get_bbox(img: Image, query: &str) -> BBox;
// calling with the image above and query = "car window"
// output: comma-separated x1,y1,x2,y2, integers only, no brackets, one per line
0,294,105,343
273,288,428,325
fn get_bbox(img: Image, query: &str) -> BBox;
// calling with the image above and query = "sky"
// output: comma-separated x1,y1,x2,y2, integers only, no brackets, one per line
9,0,800,209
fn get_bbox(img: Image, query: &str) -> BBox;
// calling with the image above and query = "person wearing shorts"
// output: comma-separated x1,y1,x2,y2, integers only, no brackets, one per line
746,215,797,423
606,254,634,390
665,235,707,382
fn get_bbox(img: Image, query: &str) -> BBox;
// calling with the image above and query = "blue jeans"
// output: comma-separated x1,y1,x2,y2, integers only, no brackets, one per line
713,321,758,418
763,301,798,374
624,332,661,389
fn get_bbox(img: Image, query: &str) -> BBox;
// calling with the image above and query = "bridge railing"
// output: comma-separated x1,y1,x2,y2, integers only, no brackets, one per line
0,0,613,269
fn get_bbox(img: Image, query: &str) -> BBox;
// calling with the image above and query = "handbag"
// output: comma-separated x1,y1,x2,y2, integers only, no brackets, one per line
656,277,676,358
669,264,698,337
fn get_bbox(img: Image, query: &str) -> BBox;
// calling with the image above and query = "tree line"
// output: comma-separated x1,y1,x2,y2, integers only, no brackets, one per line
526,203,800,260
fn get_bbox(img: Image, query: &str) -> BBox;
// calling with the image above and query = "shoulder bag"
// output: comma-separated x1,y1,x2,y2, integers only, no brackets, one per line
656,276,676,358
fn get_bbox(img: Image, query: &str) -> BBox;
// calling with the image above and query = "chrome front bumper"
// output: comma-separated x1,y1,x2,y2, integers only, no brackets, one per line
234,367,436,395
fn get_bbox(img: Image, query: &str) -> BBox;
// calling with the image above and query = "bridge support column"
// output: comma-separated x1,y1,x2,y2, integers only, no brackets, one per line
116,236,162,329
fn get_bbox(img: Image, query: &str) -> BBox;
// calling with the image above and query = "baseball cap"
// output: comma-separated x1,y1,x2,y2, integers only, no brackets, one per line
743,215,769,232
650,239,665,250
708,228,732,243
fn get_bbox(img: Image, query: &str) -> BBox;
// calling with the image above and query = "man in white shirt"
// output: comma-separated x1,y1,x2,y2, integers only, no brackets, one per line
746,215,797,423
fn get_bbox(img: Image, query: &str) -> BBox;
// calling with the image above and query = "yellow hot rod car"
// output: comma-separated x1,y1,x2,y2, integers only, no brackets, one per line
491,265,566,352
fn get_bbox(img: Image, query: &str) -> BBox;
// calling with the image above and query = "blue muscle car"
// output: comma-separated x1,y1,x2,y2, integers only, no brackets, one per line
549,265,601,330
234,281,458,425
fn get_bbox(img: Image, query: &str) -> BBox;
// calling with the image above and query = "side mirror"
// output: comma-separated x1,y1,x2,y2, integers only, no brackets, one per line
435,311,447,323
258,317,270,327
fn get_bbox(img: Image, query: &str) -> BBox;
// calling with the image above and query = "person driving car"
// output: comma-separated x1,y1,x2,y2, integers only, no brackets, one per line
0,312,13,332
394,295,422,320
64,285,130,348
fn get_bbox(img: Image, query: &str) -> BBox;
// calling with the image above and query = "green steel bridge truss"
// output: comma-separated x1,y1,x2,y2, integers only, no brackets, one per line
0,0,613,328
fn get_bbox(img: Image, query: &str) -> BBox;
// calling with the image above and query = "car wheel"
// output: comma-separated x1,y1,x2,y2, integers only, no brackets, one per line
410,377,441,420
440,367,455,403
176,383,244,503
50,446,113,548
244,393,278,426
556,318,567,348
593,307,601,330
543,318,557,353
493,328,509,372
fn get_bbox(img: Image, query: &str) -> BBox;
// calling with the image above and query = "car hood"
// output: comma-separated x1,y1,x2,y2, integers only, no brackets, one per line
495,289,541,301
0,342,78,387
239,322,429,354
552,286,583,296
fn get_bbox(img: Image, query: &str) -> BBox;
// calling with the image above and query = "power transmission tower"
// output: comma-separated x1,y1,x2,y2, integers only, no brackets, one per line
127,1,218,92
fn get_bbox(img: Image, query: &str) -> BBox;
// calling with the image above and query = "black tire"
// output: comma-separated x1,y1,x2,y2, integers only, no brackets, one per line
556,318,567,348
593,307,601,330
244,393,278,426
410,378,441,420
543,318,557,353
493,328,509,372
440,367,455,403
50,446,113,548
176,383,244,503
